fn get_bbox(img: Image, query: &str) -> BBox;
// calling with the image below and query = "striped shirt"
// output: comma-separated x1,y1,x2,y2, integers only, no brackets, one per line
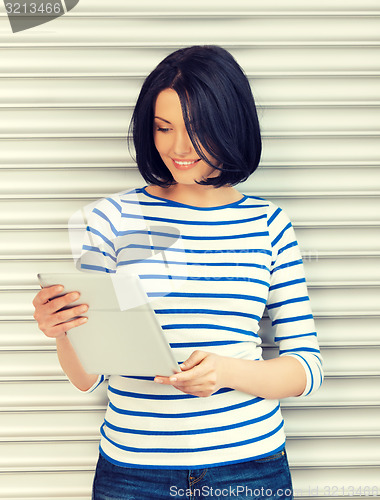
78,186,323,469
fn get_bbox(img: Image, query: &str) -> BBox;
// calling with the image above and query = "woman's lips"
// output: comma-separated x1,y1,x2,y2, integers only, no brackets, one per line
171,159,201,170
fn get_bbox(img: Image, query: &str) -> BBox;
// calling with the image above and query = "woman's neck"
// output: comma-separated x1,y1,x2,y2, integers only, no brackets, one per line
146,184,243,208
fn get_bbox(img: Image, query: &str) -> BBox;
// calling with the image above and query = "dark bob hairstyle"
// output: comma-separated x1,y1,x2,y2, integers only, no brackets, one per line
129,45,262,188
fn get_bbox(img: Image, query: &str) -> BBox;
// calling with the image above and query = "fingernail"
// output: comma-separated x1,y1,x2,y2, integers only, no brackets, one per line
155,378,163,384
79,317,88,324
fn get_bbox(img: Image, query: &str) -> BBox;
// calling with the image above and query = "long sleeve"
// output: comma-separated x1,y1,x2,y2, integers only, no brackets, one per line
266,204,324,397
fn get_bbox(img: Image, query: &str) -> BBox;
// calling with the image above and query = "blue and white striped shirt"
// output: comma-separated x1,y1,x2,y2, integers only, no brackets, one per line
78,186,323,469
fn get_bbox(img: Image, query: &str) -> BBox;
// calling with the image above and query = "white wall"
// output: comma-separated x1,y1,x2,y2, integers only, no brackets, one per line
0,1,379,498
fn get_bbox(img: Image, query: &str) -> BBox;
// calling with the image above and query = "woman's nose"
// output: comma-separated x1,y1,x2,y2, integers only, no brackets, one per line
173,130,193,155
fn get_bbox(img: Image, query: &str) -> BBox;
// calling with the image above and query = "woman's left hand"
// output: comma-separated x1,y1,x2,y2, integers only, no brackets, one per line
154,350,227,397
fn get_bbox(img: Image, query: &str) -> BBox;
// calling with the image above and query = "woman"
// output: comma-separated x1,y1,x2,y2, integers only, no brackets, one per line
33,45,323,499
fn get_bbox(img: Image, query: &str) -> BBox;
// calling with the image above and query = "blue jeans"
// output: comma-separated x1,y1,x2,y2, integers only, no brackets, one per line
92,449,293,500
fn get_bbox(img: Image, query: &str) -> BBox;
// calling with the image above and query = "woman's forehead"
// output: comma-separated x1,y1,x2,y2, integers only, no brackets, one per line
154,89,183,121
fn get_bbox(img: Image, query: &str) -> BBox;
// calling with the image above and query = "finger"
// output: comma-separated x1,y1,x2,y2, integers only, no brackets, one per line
180,350,208,371
154,373,200,385
154,376,172,385
46,291,81,314
47,303,89,328
45,315,88,338
33,285,64,307
154,375,203,392
167,364,207,385
154,352,208,384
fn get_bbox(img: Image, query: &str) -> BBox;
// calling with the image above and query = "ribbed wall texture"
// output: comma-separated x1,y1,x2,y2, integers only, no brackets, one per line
0,0,379,498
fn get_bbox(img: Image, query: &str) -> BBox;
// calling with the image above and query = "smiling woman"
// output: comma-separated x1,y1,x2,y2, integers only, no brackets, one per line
32,44,323,500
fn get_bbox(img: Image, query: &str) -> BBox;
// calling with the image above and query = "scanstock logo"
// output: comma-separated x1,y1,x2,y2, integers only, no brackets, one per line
4,0,79,33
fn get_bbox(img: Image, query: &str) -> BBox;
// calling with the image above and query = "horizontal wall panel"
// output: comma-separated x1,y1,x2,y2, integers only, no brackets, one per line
0,78,142,107
291,467,380,497
287,437,380,467
303,256,380,282
0,470,93,499
312,317,380,345
2,407,379,442
2,139,380,168
2,16,380,44
0,139,130,165
2,196,379,225
0,199,99,225
282,406,380,436
2,106,380,136
0,109,130,135
1,167,379,195
260,316,380,345
0,351,65,378
284,377,380,407
1,47,380,76
0,321,58,348
252,76,380,104
0,259,78,286
0,410,104,439
0,381,108,409
1,378,379,410
307,286,380,314
0,168,141,196
268,197,380,223
258,106,380,133
0,227,350,258
2,76,380,107
0,436,379,471
260,137,380,163
264,346,380,375
0,231,72,257
290,227,379,253
1,226,377,256
1,257,379,288
2,345,379,379
1,282,379,317
0,440,98,470
4,315,380,350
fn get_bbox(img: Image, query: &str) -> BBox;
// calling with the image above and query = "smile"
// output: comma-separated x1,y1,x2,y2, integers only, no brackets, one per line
172,159,201,170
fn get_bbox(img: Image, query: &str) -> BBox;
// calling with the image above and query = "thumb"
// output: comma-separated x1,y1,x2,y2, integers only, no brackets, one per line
180,350,207,371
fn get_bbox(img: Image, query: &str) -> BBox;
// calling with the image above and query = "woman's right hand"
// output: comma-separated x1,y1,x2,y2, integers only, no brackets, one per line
33,285,88,340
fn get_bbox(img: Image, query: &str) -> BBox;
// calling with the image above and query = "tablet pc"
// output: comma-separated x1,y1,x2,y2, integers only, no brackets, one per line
37,272,180,377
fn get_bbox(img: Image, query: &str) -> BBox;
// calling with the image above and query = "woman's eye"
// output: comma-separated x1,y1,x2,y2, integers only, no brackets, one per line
157,127,170,133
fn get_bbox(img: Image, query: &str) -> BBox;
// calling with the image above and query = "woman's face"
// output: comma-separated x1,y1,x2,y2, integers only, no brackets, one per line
153,88,219,185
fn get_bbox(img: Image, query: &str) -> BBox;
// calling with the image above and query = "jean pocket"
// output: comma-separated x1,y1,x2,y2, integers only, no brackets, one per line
253,450,285,463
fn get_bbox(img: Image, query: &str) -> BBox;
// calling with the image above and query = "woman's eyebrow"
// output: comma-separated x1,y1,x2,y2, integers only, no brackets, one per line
154,116,171,124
